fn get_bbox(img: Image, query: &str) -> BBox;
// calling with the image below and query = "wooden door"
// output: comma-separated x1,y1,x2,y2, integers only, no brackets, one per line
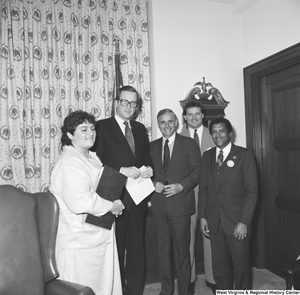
244,43,300,275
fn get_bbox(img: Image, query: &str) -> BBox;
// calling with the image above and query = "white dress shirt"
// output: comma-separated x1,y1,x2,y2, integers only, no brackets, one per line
216,142,232,162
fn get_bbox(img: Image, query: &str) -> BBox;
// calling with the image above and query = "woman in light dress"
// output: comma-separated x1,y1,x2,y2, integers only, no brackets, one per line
50,110,124,295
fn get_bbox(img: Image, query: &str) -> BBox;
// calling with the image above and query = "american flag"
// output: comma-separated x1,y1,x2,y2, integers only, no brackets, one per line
111,39,123,117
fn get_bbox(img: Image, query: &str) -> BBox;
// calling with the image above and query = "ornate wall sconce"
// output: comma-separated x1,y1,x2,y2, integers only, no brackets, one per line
179,77,229,127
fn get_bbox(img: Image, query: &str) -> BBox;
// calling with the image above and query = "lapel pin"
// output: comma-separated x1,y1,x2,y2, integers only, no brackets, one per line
227,160,234,167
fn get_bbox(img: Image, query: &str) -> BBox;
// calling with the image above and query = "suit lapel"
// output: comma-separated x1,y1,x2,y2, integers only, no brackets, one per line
201,127,214,155
181,127,214,157
182,128,203,154
168,134,182,171
111,117,135,156
217,144,239,188
181,129,190,138
154,138,163,170
155,134,181,173
211,148,219,184
131,121,139,158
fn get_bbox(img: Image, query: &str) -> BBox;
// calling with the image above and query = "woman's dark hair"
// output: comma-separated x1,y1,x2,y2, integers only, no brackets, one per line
61,110,96,146
209,117,233,134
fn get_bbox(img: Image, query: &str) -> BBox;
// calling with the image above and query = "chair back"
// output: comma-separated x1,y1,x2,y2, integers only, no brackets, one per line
283,259,300,290
35,190,60,282
0,185,59,295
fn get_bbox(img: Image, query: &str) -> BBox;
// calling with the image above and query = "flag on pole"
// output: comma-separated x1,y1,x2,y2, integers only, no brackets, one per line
111,39,123,117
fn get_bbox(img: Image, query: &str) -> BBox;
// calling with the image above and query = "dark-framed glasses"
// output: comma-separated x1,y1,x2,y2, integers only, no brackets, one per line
118,99,138,109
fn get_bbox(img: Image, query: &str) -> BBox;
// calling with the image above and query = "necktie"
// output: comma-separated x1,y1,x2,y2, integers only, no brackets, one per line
194,129,199,145
163,139,170,173
217,150,223,168
124,121,135,155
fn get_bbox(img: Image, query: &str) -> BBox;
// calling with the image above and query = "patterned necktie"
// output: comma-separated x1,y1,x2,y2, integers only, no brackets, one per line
194,129,199,145
217,150,223,168
163,139,170,173
124,121,135,155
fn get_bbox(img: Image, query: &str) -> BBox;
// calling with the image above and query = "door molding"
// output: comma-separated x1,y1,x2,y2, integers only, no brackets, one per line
244,42,300,269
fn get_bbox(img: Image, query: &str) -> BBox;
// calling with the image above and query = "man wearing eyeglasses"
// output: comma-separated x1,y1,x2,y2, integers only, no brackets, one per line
92,85,153,295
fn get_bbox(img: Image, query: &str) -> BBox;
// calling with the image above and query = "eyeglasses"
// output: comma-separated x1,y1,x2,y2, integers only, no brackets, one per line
118,99,138,109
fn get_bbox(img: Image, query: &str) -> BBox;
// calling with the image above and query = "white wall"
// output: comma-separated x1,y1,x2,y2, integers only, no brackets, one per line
243,0,300,67
148,0,300,146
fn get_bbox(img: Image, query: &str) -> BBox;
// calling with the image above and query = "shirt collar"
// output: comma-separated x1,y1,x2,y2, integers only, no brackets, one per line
114,114,132,129
216,142,232,160
163,132,176,145
188,125,203,138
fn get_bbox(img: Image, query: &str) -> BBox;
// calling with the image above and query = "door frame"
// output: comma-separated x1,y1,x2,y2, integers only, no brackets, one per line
243,42,300,269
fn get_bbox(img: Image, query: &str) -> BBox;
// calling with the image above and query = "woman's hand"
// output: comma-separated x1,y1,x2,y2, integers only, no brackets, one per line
120,166,141,179
111,200,125,216
234,222,248,240
200,218,210,238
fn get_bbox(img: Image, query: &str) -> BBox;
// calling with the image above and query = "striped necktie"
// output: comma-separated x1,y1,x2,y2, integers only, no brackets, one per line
217,150,223,168
194,129,199,145
124,121,135,155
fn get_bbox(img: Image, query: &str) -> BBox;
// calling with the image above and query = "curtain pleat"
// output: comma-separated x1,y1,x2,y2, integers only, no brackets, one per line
0,0,151,192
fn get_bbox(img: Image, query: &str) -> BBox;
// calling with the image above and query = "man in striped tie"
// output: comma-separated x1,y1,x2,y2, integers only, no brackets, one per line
92,85,153,295
199,117,258,290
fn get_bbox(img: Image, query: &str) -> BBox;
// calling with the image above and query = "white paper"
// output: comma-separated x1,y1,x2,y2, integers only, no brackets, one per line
126,166,155,205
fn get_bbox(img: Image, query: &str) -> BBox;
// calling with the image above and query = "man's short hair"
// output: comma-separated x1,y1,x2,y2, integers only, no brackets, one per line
157,108,177,120
209,117,233,134
182,100,205,116
116,85,139,101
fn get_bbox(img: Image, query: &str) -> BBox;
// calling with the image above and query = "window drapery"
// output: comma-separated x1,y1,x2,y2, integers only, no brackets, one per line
0,0,151,192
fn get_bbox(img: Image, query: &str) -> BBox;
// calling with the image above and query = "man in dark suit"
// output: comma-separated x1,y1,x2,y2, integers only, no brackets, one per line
198,117,258,290
92,85,153,295
180,100,216,294
150,109,201,295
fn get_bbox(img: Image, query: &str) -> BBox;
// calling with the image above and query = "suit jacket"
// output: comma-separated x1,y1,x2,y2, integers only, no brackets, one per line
180,126,215,155
150,133,201,216
92,116,153,211
198,143,258,236
180,126,215,216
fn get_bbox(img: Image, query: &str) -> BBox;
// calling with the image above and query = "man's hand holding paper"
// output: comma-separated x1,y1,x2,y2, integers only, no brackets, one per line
126,166,155,205
140,166,153,178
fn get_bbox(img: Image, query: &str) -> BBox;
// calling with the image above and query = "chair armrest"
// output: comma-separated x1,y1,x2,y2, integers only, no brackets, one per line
45,279,95,295
282,259,300,289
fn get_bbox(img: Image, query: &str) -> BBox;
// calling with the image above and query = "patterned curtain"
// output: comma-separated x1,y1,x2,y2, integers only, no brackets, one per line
0,0,151,193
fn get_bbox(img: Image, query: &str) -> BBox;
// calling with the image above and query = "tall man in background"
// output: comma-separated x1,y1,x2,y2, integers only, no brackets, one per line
92,85,153,295
180,100,216,295
199,117,257,290
150,109,201,295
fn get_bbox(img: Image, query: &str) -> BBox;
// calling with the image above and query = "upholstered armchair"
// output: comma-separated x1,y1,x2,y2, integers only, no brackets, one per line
0,185,95,295
282,259,300,290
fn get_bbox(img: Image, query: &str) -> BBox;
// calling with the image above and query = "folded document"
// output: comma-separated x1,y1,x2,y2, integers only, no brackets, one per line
126,166,155,205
